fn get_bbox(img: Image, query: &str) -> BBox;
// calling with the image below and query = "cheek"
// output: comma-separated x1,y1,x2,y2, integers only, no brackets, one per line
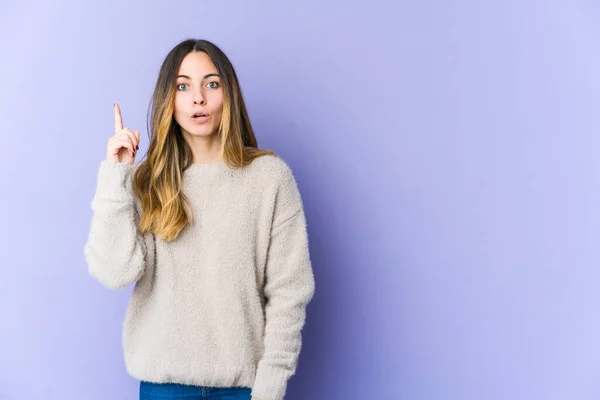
173,95,188,121
211,92,224,115
174,95,184,113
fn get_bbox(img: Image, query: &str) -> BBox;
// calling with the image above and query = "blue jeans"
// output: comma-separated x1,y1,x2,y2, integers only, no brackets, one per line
139,381,252,400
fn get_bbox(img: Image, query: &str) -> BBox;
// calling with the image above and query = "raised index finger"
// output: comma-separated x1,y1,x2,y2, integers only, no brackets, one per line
114,103,123,134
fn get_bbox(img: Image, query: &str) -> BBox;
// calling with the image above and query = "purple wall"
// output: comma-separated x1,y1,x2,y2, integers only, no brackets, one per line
2,1,600,399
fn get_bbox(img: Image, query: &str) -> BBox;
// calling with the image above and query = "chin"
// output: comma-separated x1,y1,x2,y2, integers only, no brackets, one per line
184,125,217,136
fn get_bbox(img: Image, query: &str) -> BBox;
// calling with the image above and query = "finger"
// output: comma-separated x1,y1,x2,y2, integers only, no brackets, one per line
115,137,135,156
134,130,140,150
119,128,139,148
109,129,137,145
122,136,135,152
109,134,136,157
114,103,123,135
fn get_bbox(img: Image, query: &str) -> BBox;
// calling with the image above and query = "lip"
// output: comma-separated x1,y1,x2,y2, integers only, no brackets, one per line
191,111,209,117
191,114,209,124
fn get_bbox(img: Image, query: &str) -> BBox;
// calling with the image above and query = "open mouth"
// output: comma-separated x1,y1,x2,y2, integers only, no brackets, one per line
191,112,209,124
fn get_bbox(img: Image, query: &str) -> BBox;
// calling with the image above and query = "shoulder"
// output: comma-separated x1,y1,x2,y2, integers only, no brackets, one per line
247,154,297,184
249,154,304,215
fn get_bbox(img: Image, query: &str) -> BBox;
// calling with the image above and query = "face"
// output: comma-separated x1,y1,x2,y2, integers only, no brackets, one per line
173,51,224,138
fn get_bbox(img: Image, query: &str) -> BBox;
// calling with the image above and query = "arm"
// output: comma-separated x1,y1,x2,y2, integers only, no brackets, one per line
83,160,154,290
251,168,316,400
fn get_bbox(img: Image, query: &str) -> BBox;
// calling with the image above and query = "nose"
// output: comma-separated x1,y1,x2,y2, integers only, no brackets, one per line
193,87,206,106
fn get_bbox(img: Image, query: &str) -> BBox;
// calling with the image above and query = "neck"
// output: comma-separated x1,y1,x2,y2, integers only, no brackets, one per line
183,132,223,164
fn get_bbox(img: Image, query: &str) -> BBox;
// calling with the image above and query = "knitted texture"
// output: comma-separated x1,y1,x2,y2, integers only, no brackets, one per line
83,154,315,400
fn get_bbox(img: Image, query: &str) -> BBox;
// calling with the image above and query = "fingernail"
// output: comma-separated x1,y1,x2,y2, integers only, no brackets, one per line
136,145,139,150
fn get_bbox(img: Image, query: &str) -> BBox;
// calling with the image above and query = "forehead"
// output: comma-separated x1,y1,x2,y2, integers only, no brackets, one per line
177,51,217,76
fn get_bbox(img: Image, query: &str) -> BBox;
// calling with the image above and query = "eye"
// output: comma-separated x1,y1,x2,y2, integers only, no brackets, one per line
206,81,220,89
176,83,189,91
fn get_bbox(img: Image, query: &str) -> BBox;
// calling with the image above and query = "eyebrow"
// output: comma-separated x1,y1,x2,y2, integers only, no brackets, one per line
177,73,220,80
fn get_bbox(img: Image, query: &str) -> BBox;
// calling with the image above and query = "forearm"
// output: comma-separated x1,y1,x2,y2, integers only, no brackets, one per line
84,160,151,289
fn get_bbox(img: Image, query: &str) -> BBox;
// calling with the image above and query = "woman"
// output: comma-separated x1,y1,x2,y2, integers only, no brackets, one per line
83,38,315,400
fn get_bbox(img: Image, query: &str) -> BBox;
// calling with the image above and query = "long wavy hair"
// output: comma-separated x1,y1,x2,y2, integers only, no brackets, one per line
132,38,276,242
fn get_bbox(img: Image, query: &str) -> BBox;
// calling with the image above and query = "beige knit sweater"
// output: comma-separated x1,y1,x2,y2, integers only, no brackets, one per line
83,154,315,400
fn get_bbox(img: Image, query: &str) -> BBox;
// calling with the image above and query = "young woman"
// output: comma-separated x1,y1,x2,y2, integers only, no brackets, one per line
84,38,315,400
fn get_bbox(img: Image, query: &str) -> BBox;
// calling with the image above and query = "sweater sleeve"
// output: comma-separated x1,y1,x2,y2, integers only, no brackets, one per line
83,160,155,290
251,167,316,400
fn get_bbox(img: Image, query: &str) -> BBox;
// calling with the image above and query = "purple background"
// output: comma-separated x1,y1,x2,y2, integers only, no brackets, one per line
2,1,600,399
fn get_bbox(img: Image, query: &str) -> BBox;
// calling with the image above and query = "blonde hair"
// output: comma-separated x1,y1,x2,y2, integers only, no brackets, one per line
132,39,276,242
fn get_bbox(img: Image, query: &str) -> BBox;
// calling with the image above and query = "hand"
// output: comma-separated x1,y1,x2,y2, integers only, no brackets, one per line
106,103,140,165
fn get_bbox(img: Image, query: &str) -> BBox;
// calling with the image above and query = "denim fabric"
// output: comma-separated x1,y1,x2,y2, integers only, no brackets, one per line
139,381,252,400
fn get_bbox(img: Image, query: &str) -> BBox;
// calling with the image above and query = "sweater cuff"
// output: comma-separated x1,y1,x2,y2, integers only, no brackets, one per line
93,160,135,204
251,363,291,400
